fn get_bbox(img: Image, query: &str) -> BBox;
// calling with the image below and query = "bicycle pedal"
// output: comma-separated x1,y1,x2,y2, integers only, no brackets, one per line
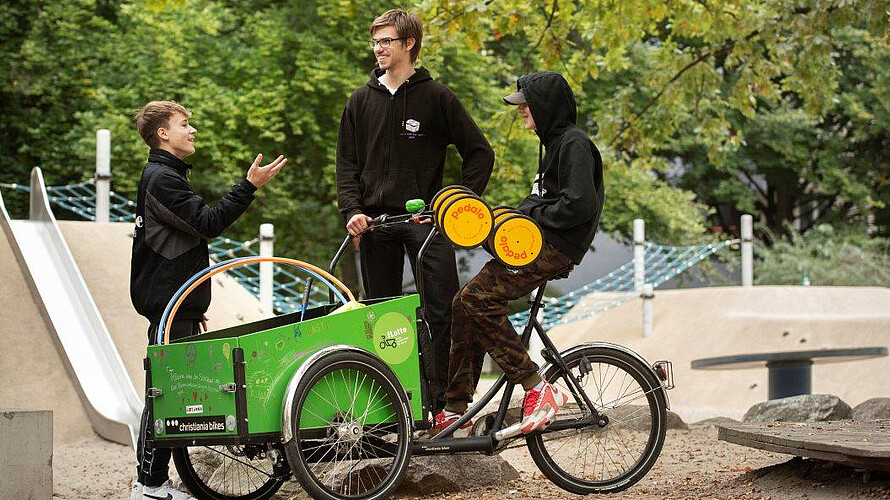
494,422,523,441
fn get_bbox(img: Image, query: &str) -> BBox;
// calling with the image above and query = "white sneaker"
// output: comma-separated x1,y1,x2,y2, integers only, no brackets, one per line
129,481,143,500
142,480,197,500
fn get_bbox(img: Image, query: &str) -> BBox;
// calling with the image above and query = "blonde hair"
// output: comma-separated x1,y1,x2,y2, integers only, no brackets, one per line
370,9,423,63
133,101,190,148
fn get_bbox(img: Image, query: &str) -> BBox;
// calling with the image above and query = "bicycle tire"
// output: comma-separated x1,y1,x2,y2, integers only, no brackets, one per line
283,350,412,500
526,346,667,494
172,444,286,500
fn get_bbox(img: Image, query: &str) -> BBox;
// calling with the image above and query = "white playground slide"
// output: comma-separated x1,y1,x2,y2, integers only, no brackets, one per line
0,167,142,448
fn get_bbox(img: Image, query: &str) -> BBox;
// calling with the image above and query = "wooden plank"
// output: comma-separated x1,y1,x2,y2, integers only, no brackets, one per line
718,420,890,471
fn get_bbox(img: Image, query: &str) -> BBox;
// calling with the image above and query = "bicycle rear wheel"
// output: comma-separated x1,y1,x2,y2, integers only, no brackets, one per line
526,346,667,494
172,444,286,500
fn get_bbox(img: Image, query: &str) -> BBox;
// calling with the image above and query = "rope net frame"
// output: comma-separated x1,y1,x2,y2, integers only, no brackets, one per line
2,180,735,324
2,179,329,311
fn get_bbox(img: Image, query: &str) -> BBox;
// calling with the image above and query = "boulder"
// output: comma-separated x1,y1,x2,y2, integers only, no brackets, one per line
311,454,520,496
397,454,520,494
743,394,852,423
852,397,890,420
666,411,689,430
689,416,739,429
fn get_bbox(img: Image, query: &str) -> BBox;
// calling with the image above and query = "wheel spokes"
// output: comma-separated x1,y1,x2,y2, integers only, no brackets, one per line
539,359,657,484
299,367,402,497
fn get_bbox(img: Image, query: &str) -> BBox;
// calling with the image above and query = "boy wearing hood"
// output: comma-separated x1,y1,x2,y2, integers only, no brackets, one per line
336,9,495,411
434,71,604,435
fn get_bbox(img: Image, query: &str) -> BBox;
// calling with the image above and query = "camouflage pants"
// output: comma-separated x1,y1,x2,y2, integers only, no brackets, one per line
445,242,574,403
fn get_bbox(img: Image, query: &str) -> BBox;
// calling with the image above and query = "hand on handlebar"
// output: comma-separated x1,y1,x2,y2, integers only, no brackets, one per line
346,213,374,237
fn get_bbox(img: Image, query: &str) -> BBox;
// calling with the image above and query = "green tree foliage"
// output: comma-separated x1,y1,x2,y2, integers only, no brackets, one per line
3,0,889,282
418,0,890,241
755,224,890,286
1,0,395,275
672,28,890,236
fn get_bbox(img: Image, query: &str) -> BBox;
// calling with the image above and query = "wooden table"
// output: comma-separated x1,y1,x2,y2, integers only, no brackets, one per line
691,347,887,399
718,420,890,471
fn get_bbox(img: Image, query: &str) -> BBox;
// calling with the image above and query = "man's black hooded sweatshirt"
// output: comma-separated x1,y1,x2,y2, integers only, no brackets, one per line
336,67,494,220
514,72,604,264
130,148,257,325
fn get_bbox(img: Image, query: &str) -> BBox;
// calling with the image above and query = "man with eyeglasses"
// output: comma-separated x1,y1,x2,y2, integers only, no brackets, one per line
336,9,494,415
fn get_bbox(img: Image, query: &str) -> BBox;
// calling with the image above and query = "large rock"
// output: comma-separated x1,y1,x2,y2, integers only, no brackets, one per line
743,394,852,423
689,416,739,429
397,454,520,494
852,397,890,420
310,454,520,496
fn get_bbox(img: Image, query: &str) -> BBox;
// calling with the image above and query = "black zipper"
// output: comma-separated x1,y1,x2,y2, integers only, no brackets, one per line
380,91,395,207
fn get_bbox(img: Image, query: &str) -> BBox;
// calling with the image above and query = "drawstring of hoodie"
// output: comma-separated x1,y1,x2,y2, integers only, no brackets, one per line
537,141,544,195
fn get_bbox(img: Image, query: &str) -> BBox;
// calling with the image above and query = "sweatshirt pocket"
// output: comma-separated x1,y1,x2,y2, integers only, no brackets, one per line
359,169,384,207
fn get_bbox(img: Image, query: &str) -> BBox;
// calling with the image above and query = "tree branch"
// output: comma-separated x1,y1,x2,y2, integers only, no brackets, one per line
525,0,558,58
607,49,715,148
740,168,770,203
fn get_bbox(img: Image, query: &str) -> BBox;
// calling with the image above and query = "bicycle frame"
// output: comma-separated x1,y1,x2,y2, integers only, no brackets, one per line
326,219,603,456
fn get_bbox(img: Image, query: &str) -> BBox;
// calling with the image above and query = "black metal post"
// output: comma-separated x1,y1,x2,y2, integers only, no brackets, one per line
766,359,813,399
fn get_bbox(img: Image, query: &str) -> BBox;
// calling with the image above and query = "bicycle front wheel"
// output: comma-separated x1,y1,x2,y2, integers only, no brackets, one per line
526,346,667,494
283,350,412,500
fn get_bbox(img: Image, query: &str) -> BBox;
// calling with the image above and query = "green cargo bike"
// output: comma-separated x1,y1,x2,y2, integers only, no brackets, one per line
144,198,674,500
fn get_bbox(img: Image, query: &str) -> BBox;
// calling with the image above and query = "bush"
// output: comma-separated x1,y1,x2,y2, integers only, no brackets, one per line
755,224,890,286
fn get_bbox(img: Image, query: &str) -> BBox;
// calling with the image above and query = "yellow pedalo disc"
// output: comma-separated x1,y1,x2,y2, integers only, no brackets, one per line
492,208,521,227
435,190,474,227
432,185,472,214
439,194,493,249
483,206,519,254
491,205,517,219
489,214,544,268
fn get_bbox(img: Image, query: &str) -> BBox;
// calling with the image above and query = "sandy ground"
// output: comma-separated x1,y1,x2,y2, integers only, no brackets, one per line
53,426,890,500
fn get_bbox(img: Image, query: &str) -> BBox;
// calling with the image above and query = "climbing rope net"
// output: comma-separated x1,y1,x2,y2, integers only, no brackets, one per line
508,239,737,330
2,179,736,324
1,179,328,312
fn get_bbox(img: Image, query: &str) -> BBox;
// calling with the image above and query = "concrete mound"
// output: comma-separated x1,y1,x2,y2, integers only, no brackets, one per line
0,219,93,444
549,286,890,423
1,220,268,444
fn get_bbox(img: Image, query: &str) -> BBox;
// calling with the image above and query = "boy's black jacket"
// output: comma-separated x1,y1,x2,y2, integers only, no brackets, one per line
514,71,605,264
336,66,494,220
130,149,256,325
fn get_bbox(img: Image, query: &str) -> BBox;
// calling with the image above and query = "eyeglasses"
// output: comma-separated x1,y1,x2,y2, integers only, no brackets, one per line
368,37,408,49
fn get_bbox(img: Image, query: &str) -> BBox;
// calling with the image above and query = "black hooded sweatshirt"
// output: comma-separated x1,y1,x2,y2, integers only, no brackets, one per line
514,72,604,264
336,67,494,220
130,149,257,324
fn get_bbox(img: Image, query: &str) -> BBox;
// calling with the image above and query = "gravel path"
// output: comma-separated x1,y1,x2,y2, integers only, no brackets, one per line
53,427,890,500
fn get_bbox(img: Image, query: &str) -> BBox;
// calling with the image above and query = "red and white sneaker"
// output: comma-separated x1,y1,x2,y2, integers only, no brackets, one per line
429,410,473,437
520,382,568,434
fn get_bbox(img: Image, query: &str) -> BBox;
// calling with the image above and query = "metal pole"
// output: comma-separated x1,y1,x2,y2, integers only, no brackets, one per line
633,219,645,292
641,284,654,337
95,129,111,223
741,214,753,287
259,223,275,313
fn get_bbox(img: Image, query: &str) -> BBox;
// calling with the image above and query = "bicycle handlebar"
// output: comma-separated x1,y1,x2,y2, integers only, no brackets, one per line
298,205,433,315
